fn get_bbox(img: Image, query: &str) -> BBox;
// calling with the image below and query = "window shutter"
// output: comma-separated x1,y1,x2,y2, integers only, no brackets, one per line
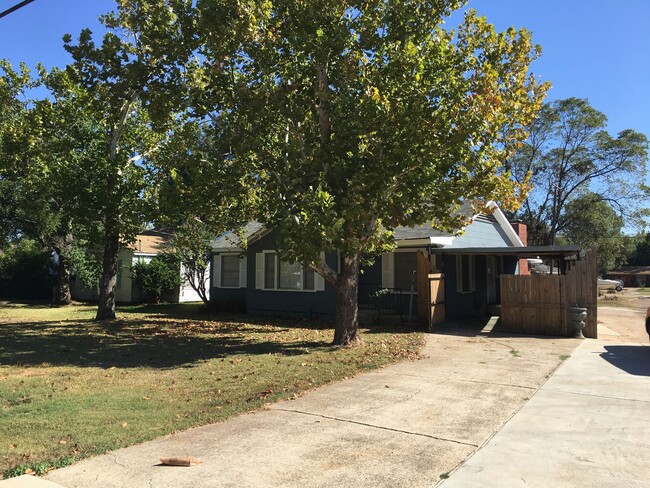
239,255,247,288
381,252,394,289
314,252,326,291
255,253,263,289
213,254,221,287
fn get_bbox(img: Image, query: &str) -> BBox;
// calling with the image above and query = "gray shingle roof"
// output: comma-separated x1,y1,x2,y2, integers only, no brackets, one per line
211,222,265,250
210,203,493,249
393,202,476,241
393,225,452,240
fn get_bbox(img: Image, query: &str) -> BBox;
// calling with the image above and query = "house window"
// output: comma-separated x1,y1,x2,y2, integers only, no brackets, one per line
382,251,424,293
278,260,301,290
394,252,417,292
456,255,475,293
214,253,246,288
264,253,276,289
221,255,240,287
258,252,318,291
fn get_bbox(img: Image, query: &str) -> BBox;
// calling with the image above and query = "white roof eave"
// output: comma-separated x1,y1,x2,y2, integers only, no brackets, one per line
486,201,524,247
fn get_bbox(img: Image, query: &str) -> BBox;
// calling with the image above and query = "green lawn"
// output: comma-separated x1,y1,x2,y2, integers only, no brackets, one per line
0,303,424,478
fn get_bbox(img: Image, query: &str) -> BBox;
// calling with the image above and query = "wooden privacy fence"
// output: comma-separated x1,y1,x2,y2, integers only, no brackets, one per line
500,250,598,338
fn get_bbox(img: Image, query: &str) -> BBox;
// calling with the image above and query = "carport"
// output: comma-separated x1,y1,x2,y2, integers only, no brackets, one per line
425,246,597,338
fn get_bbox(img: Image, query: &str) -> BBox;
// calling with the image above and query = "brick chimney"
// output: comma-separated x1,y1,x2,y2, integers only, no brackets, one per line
510,221,530,275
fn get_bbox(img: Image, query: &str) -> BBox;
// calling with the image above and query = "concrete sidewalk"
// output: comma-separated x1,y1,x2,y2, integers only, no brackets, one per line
439,338,650,488
42,329,577,488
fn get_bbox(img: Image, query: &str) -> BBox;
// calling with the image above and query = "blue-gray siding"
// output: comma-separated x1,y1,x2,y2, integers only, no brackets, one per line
209,253,247,311
212,231,337,318
359,258,383,304
447,216,512,248
211,216,520,320
444,255,488,320
444,254,518,320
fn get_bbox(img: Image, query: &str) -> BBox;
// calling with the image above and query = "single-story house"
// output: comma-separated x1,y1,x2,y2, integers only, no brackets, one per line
210,203,530,322
608,266,650,287
72,230,210,303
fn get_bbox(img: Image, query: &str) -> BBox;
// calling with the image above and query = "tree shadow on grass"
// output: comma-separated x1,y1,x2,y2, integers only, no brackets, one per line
116,303,426,334
117,303,336,331
361,323,423,335
0,299,54,309
0,317,333,369
116,302,213,320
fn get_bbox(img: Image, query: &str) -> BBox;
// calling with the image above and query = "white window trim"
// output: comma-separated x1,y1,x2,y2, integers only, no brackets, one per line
213,252,246,289
382,249,425,294
456,255,476,294
256,251,325,292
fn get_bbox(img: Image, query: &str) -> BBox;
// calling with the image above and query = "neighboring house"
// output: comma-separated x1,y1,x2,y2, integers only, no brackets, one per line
210,203,529,322
72,230,210,303
608,266,650,287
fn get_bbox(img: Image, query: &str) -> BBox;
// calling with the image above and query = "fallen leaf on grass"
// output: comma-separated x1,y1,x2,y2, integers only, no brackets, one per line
59,440,67,445
257,388,273,400
121,422,128,428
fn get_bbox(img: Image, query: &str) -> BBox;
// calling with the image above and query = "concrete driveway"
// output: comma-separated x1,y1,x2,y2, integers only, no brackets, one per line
40,326,578,488
440,307,650,487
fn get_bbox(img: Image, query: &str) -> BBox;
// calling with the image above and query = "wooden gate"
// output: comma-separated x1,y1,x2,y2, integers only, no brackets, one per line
416,251,446,328
500,250,597,338
428,273,446,329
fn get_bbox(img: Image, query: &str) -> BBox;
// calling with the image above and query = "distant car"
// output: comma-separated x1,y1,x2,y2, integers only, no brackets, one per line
598,279,623,292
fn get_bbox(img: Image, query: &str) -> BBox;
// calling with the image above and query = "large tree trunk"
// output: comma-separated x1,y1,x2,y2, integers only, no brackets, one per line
54,253,72,306
95,233,120,321
53,231,73,306
333,254,361,346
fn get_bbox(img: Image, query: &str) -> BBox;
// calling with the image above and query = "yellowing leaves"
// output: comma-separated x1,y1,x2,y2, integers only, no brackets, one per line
369,86,381,103
403,40,418,57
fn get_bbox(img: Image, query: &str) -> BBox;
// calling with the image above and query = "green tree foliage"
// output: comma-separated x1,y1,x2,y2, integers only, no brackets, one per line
627,233,650,266
177,0,548,344
59,0,194,319
0,239,55,300
558,193,636,274
166,219,213,305
510,98,649,245
0,61,37,246
69,244,103,293
2,1,197,315
131,255,182,303
0,62,104,305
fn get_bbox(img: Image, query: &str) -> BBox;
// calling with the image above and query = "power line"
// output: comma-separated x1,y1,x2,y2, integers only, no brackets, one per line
0,0,37,20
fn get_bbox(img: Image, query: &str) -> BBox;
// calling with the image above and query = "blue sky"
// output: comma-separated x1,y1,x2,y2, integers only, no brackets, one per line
1,0,648,141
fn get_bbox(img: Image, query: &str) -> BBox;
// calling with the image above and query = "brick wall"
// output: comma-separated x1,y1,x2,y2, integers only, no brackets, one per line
511,222,530,276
